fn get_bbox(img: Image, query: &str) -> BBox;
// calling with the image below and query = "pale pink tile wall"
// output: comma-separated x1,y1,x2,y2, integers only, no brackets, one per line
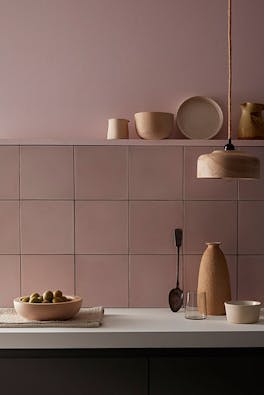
1,1,264,139
0,144,263,308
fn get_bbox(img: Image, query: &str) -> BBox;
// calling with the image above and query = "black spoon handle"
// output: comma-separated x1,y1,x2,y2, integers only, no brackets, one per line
175,229,183,287
175,228,183,248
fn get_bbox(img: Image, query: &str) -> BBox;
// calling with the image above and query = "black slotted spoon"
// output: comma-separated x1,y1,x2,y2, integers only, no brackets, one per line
168,228,183,312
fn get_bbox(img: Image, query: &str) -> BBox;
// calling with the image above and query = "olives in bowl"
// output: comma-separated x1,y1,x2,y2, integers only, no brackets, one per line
20,290,71,304
14,290,82,321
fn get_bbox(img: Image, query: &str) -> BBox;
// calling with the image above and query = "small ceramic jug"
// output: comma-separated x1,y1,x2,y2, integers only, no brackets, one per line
107,118,129,139
238,102,264,139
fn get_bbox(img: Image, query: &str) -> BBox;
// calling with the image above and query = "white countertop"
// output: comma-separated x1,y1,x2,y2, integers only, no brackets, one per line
0,308,264,349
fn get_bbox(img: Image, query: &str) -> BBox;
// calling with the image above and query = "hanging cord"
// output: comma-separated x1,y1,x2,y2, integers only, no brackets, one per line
225,0,235,150
228,0,232,140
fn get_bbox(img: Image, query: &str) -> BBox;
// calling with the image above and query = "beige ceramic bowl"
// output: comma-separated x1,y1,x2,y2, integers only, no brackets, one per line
134,112,174,140
224,300,261,324
14,296,82,321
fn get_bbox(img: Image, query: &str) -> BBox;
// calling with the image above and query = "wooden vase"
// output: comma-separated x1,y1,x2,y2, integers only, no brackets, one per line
197,242,231,315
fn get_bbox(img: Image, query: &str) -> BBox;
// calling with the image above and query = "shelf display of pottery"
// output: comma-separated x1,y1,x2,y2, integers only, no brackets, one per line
108,98,264,141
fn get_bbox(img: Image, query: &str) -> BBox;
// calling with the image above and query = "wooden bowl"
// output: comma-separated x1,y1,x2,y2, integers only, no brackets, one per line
14,296,82,321
134,112,174,140
224,300,261,324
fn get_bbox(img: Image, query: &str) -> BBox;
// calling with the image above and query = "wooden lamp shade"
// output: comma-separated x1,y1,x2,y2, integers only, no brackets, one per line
197,149,260,179
197,0,260,180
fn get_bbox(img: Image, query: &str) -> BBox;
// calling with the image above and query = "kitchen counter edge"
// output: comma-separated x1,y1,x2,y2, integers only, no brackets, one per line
0,308,263,349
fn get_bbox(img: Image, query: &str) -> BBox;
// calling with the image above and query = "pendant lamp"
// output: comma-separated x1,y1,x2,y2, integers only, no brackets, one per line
197,0,260,179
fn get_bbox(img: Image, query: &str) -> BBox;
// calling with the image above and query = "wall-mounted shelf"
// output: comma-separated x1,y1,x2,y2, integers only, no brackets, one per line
0,138,264,146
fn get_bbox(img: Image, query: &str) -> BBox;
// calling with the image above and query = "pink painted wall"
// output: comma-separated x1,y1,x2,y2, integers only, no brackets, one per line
1,0,262,139
0,144,263,308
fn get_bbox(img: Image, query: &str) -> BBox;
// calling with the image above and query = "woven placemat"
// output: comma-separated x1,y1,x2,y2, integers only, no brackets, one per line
0,307,104,328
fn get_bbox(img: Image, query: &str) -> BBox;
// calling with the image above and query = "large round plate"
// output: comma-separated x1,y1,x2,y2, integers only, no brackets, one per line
176,96,223,139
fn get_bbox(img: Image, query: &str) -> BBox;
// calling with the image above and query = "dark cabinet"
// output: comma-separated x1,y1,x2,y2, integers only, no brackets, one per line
149,350,263,395
0,356,148,395
0,348,263,395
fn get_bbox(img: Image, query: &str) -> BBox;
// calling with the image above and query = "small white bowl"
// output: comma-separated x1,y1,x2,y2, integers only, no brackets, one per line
224,300,261,324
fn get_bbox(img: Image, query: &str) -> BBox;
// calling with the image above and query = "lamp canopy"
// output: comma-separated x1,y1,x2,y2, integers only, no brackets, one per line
197,0,260,180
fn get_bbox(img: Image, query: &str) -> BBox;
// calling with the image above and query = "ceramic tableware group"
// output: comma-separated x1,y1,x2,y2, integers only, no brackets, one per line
108,95,224,140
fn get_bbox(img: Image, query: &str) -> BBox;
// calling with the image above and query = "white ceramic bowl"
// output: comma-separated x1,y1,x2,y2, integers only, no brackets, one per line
14,296,82,321
224,300,261,324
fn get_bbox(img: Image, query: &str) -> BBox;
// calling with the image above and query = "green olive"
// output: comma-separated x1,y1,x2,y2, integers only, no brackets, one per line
52,297,63,303
30,292,39,299
20,296,30,303
53,290,63,298
38,296,43,302
29,296,40,303
43,290,53,302
60,296,68,302
42,299,50,303
20,296,26,301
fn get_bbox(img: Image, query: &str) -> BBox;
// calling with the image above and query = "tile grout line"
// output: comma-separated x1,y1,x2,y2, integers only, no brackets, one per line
4,198,261,202
182,146,186,292
7,253,243,256
18,145,22,296
236,180,239,299
72,146,76,295
127,146,130,307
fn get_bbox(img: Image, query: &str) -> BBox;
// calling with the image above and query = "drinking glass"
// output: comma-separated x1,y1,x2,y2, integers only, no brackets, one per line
185,290,207,320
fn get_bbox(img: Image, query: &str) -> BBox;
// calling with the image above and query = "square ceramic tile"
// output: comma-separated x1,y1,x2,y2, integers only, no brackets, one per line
75,146,128,199
238,255,264,303
76,255,128,307
238,201,264,254
184,201,237,254
129,201,183,254
75,201,128,254
0,201,20,254
184,255,237,300
21,201,74,254
0,146,19,199
129,146,183,200
239,147,264,200
129,255,177,307
184,147,237,200
21,255,74,296
20,146,73,199
0,256,20,307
